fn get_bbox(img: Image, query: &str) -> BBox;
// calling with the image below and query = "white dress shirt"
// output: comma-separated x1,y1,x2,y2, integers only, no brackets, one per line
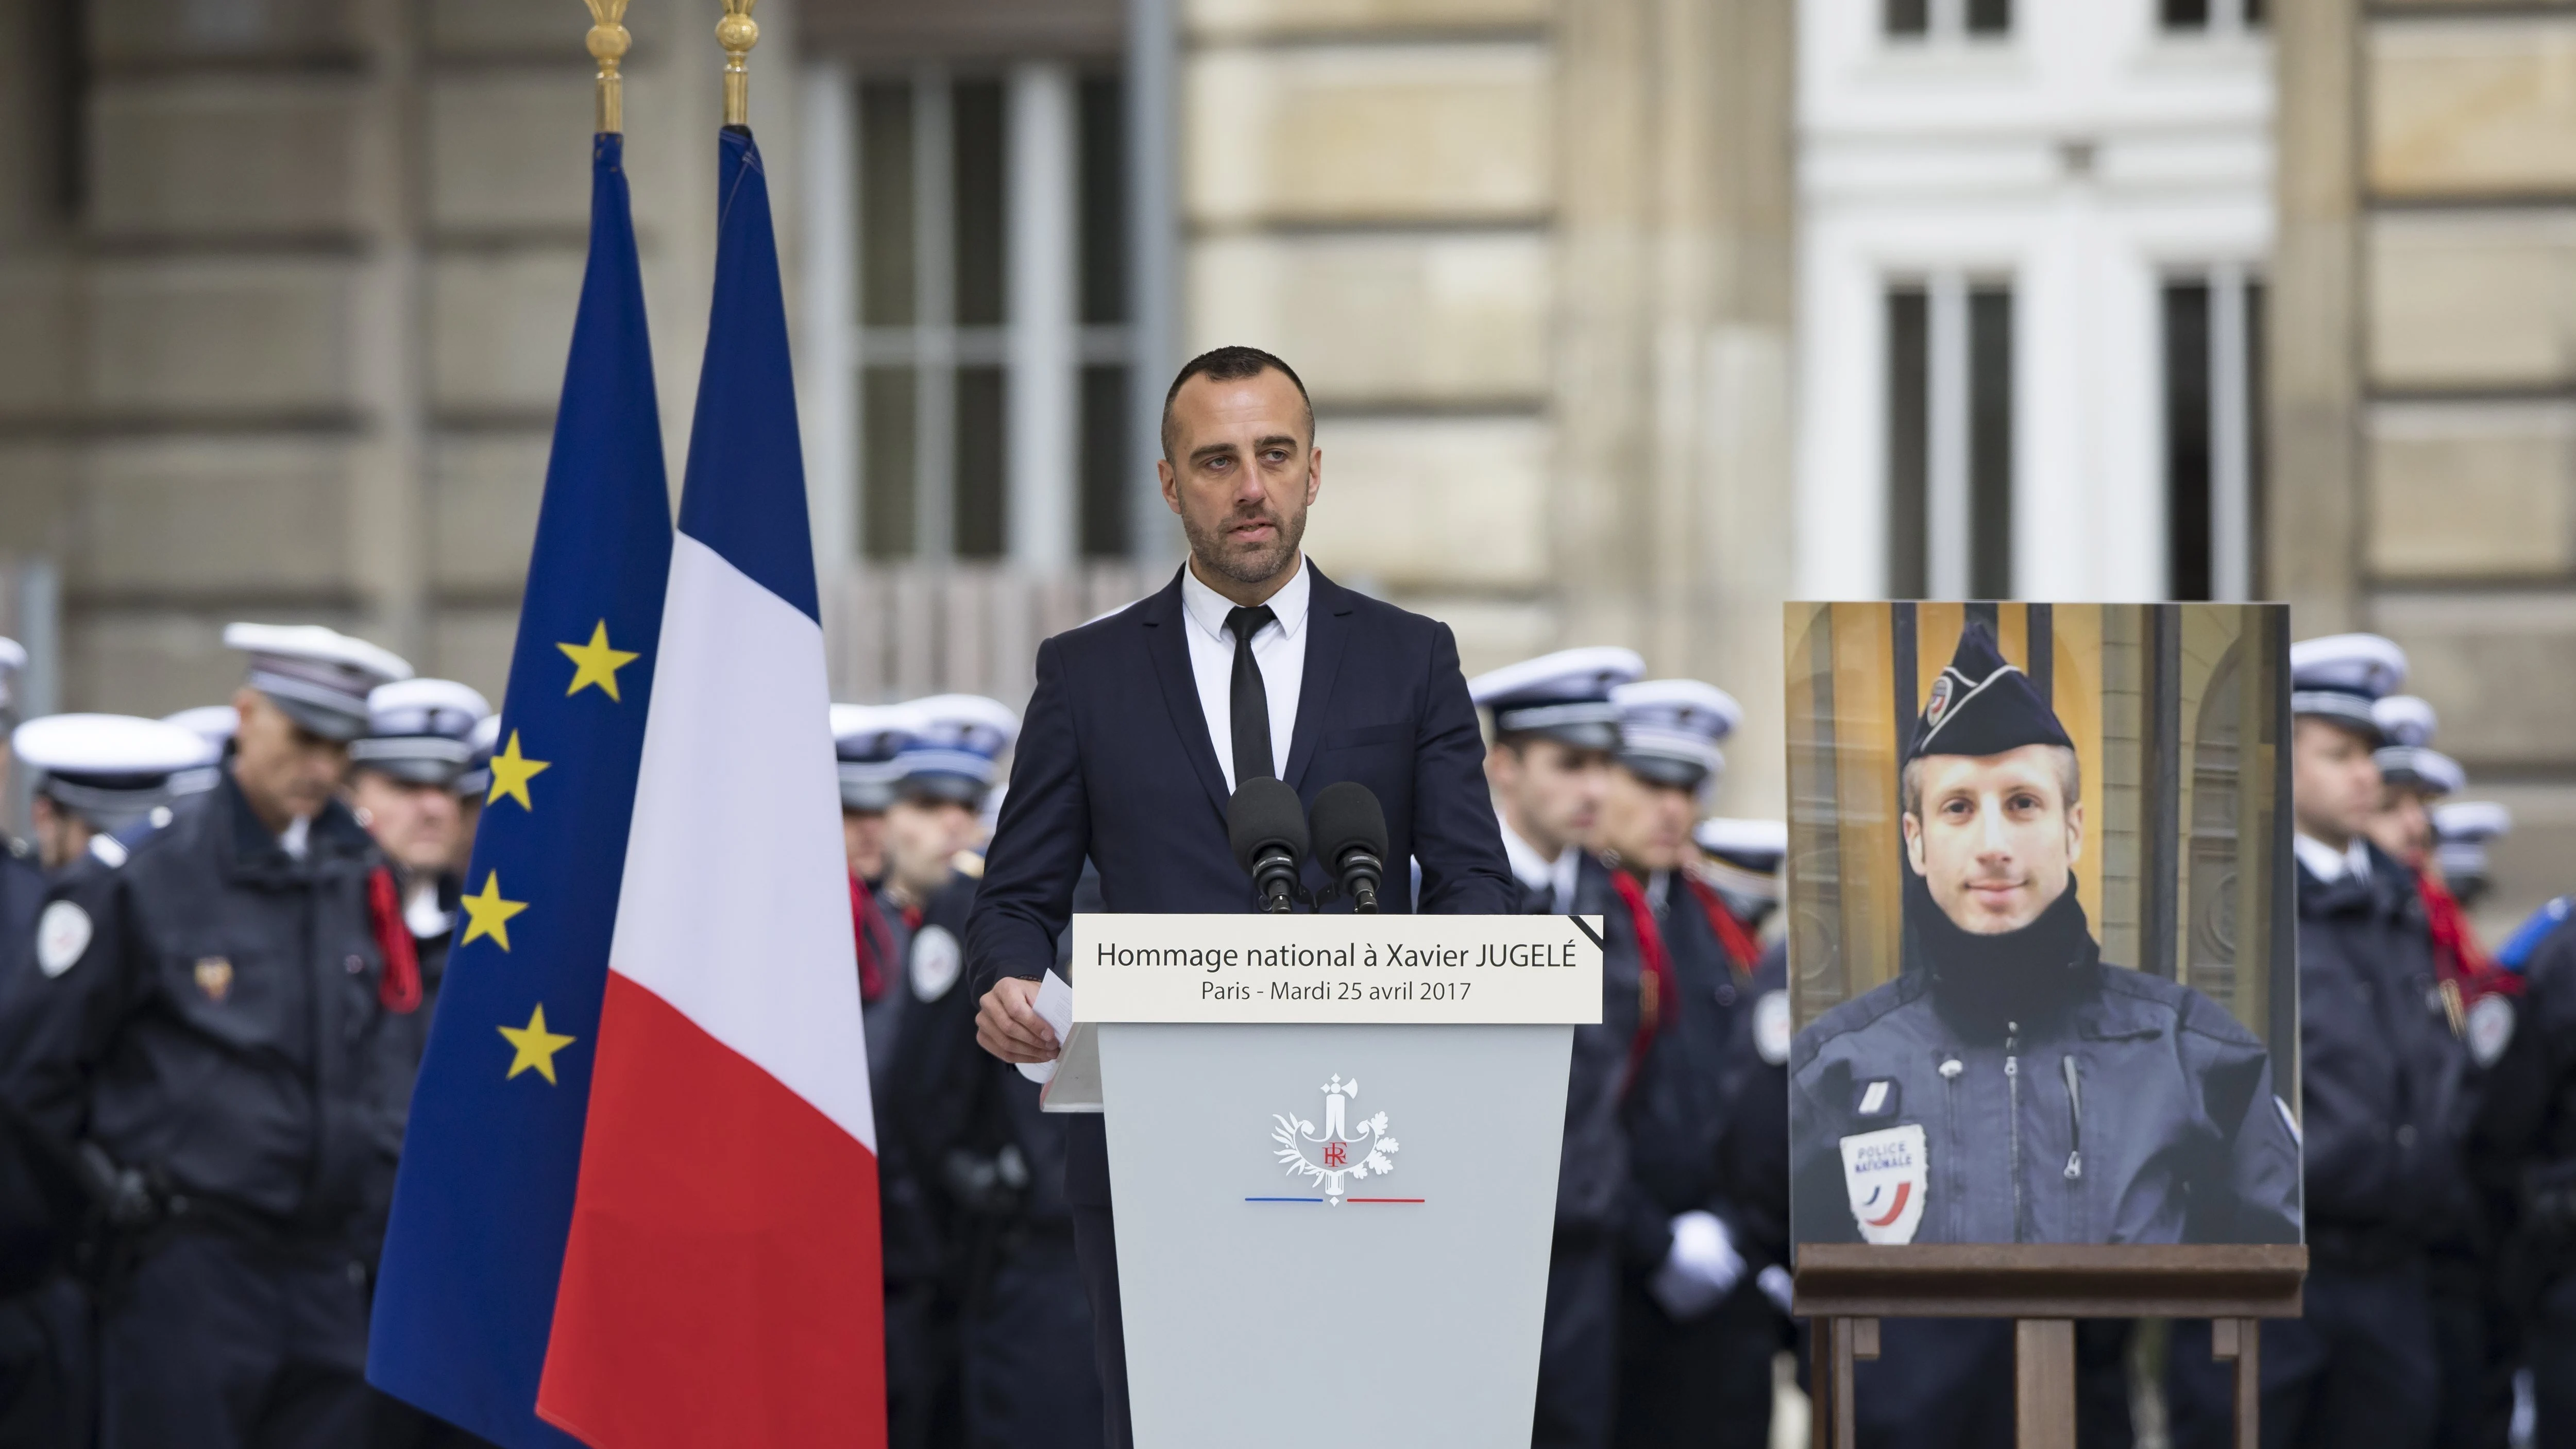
1179,556,1310,794
1498,820,1581,914
2293,832,2372,884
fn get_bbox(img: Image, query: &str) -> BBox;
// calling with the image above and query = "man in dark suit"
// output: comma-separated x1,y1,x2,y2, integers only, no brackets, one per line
966,345,1521,1448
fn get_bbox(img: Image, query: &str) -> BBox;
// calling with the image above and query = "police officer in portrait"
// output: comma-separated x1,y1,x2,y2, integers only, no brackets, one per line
1789,622,2301,1250
2167,633,2472,1449
0,623,423,1449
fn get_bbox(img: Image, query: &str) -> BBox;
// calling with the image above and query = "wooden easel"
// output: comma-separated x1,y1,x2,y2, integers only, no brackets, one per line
1797,1243,2306,1449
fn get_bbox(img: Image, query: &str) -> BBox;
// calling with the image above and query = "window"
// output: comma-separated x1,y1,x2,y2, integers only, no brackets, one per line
1887,278,2015,599
1885,0,2011,40
2162,269,2263,601
2161,0,2262,32
847,66,1133,563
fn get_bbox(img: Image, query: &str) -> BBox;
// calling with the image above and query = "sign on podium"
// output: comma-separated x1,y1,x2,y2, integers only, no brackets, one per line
1047,914,1602,1448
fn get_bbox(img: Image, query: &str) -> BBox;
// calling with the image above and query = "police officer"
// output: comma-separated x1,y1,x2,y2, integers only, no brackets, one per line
0,711,208,1449
1693,820,1798,1318
447,712,500,879
1469,650,1648,1448
2169,633,2469,1449
1468,648,1643,913
0,622,420,1449
833,702,913,1079
345,679,492,1077
2433,801,2511,914
2487,881,2576,1448
879,696,1104,1449
1597,681,1785,1449
14,714,213,875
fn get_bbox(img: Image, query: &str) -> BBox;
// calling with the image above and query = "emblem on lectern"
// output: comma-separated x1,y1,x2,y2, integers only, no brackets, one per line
1271,1075,1400,1206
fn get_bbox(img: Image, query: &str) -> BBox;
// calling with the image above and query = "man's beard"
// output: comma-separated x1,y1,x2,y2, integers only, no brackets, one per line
1184,503,1307,587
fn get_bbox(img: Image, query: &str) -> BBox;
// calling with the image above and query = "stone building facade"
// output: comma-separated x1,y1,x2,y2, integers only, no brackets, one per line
1,0,2571,915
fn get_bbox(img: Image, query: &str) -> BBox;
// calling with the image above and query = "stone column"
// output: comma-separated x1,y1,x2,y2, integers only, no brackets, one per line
2265,0,2361,630
1555,0,1797,817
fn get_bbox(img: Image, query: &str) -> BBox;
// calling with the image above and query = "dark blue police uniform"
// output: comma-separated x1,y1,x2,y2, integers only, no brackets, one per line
0,776,413,1449
2169,843,2465,1449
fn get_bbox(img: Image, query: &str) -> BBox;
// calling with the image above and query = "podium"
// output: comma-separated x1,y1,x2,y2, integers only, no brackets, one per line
1042,914,1603,1449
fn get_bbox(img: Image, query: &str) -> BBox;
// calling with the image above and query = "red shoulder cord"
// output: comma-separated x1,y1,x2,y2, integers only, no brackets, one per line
1609,868,1677,1095
367,866,422,1015
850,874,894,1003
2419,869,2520,1000
1682,874,1763,981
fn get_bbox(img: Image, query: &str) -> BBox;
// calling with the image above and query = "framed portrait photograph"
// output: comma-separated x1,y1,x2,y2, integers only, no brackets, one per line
1784,602,2301,1250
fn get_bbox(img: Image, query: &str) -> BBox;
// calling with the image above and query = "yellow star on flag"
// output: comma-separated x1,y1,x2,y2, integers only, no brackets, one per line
499,1004,577,1085
459,872,529,951
557,621,640,701
485,729,550,811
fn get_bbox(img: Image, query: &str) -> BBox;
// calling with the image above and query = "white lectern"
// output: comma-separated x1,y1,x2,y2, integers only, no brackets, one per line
1043,914,1604,1449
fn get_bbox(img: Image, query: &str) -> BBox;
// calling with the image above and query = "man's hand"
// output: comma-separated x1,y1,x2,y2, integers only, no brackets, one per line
976,977,1061,1064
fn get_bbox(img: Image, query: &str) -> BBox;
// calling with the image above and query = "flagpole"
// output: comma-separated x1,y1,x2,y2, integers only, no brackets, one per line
719,0,758,127
585,0,630,135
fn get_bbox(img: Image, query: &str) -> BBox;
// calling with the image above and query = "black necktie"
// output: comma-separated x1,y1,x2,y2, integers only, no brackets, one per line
1225,605,1278,787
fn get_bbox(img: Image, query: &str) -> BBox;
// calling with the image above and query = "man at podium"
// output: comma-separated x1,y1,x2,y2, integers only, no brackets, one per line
965,346,1519,1448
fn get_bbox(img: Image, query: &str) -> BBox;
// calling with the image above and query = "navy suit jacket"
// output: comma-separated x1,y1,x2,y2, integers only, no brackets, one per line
965,562,1520,1202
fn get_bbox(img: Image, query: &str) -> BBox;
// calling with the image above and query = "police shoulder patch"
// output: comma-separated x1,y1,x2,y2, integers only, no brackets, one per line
2468,993,2516,1069
36,901,90,978
911,925,963,1002
1753,990,1792,1066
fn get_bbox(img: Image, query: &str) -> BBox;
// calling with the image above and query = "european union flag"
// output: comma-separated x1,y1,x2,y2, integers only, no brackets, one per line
367,130,673,1448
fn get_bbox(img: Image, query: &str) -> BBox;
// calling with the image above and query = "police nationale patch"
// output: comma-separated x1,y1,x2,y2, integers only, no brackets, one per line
1840,1123,1928,1245
35,902,89,978
2468,993,2516,1068
1922,674,1957,732
1753,990,1792,1066
911,925,962,1002
194,957,233,1004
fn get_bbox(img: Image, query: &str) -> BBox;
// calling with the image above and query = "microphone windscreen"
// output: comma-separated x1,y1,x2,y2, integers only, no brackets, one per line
1227,777,1310,874
1309,780,1388,867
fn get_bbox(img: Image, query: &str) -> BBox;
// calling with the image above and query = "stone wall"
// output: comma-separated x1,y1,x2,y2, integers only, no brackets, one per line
2280,0,2576,927
1175,0,1799,818
0,0,802,714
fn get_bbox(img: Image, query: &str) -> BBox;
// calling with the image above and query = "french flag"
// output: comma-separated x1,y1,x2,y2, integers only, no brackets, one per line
536,126,886,1447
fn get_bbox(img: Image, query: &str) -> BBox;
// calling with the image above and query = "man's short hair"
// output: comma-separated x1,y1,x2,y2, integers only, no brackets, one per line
1160,345,1314,463
1900,744,2082,821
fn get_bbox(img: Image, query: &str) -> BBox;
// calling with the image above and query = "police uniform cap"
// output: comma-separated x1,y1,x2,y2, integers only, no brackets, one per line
2434,799,2512,882
1693,816,1789,873
0,637,25,725
1694,816,1788,903
2289,633,2406,738
455,711,502,798
1468,646,1646,752
1907,621,2072,766
351,678,492,788
160,704,238,795
2379,745,2464,797
1611,678,1739,791
830,702,914,814
892,694,1020,807
223,622,413,742
14,712,218,832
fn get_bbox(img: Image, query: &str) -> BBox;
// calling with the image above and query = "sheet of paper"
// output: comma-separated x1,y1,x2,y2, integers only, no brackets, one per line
1017,969,1076,1084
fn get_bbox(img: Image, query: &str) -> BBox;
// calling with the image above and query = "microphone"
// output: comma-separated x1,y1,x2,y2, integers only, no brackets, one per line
1309,781,1389,914
1227,778,1309,914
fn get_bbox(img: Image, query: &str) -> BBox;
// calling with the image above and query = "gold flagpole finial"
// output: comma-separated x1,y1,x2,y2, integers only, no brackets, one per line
584,0,631,134
718,0,759,128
